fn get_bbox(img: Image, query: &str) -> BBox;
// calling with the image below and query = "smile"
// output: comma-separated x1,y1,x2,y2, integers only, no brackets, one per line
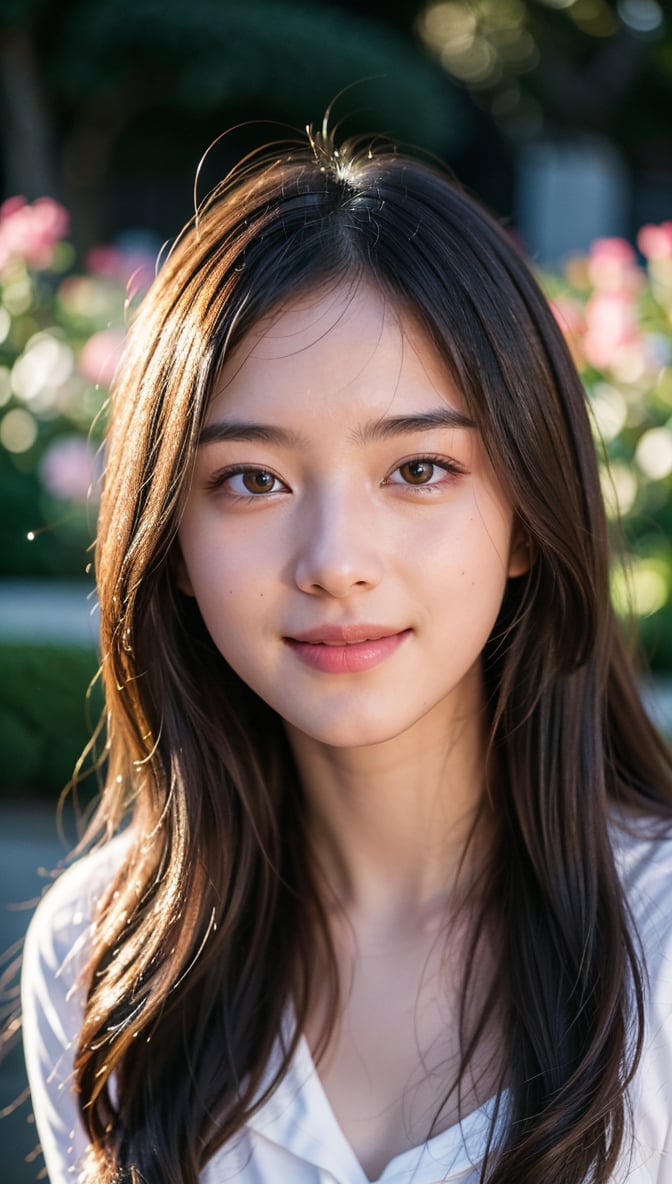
283,627,411,674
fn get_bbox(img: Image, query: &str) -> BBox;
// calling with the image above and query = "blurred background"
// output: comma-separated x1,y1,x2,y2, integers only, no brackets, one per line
0,0,671,1178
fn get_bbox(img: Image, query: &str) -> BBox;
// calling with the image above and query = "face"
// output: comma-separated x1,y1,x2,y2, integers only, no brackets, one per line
177,282,527,751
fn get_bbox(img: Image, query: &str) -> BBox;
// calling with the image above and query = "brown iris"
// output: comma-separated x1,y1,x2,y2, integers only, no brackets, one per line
398,460,435,485
242,470,276,493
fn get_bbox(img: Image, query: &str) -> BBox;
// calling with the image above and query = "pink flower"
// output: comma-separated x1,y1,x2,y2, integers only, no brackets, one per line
31,196,69,243
39,435,99,503
85,244,128,279
85,242,154,291
1,196,28,220
590,237,636,263
637,223,672,260
587,237,641,292
0,195,70,273
583,290,640,369
550,296,585,365
550,296,584,336
78,327,126,387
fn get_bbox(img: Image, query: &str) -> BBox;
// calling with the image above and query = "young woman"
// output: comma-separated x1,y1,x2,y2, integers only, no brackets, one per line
21,130,672,1184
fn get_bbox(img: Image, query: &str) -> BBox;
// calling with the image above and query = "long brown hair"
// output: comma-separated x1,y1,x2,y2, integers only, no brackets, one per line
77,131,672,1183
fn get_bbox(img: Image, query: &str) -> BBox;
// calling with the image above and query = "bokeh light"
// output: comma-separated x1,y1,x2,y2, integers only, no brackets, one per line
590,383,628,442
601,462,638,518
617,0,663,34
611,559,669,618
2,275,32,316
635,426,672,480
0,367,11,408
416,0,537,98
568,0,619,38
11,332,75,415
0,407,38,453
39,435,98,504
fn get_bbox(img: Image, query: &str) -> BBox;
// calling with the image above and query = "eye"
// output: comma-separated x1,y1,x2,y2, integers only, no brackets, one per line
237,469,278,495
386,457,462,487
397,460,440,485
208,466,287,496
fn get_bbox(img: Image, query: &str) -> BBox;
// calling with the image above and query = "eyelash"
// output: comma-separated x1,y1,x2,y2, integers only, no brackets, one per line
205,465,288,498
206,456,464,499
383,454,464,491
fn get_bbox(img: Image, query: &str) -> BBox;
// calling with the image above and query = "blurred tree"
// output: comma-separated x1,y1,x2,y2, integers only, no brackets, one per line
1,0,669,245
413,0,670,162
0,0,466,247
408,0,671,229
0,0,56,198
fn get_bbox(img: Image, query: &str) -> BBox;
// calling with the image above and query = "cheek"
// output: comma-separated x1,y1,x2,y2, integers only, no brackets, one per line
178,508,242,594
177,520,230,615
465,491,517,581
427,510,513,630
433,498,513,581
177,520,272,647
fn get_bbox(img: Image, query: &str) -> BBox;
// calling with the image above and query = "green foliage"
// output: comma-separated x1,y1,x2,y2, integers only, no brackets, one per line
544,231,672,669
0,447,94,577
0,642,102,798
52,0,463,154
4,199,672,668
0,0,51,27
0,197,130,576
415,0,670,151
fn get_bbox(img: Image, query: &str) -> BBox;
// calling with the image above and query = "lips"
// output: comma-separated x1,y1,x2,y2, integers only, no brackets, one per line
283,625,411,674
286,623,402,645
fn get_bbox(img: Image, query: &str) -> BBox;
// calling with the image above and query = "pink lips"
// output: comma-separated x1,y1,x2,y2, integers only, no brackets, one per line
284,624,410,674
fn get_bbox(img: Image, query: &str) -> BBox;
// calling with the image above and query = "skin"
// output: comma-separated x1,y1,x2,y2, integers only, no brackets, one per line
178,281,528,1176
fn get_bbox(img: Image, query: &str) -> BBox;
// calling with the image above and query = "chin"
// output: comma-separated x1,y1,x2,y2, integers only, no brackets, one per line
283,709,416,751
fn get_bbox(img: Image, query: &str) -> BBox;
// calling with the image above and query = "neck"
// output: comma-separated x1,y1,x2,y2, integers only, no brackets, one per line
286,701,492,932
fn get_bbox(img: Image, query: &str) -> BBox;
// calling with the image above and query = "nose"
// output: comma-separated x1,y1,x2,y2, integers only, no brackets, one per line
292,487,384,598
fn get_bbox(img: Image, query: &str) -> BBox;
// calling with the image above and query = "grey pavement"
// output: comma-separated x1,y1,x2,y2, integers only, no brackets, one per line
1,804,71,1183
641,677,672,737
0,580,98,647
0,580,92,1179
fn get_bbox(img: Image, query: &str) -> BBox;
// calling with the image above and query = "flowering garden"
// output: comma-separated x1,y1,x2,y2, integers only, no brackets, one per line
2,196,672,668
545,227,672,668
0,197,151,583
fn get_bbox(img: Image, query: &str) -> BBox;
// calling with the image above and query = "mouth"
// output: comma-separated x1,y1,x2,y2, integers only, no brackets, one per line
285,623,406,646
283,626,411,674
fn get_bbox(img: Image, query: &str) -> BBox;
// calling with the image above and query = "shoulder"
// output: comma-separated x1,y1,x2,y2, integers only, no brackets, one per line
610,816,672,1003
21,831,134,1183
611,817,672,1178
611,816,672,952
23,829,133,989
22,830,134,1044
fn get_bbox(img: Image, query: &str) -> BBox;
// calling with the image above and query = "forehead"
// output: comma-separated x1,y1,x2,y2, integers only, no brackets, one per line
207,281,467,422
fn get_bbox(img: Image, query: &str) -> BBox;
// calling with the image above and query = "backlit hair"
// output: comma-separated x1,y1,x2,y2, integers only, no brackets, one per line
76,131,672,1183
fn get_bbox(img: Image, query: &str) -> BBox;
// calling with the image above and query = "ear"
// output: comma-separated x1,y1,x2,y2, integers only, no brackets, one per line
507,521,533,579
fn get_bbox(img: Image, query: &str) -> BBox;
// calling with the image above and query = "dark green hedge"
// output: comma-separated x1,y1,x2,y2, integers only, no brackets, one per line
2,640,670,801
0,642,102,798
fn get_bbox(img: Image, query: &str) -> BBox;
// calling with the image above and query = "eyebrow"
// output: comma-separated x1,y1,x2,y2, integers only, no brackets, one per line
351,408,475,443
199,420,304,447
199,407,475,448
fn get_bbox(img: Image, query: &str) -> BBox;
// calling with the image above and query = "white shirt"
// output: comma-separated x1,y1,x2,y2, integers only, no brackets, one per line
21,820,672,1183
